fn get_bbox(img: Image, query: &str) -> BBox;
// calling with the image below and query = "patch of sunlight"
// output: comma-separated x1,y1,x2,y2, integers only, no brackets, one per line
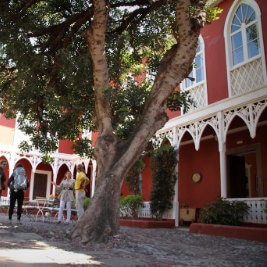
0,247,103,266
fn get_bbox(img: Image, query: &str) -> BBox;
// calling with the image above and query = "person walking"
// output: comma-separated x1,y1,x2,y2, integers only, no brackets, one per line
0,160,7,198
52,170,75,224
8,164,29,223
74,164,89,220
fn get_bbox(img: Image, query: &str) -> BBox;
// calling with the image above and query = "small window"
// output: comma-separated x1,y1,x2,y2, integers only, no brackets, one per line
230,3,260,66
181,38,204,90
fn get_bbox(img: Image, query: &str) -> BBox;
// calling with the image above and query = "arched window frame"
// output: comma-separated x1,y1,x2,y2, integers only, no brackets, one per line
224,0,267,97
226,0,262,68
181,36,206,91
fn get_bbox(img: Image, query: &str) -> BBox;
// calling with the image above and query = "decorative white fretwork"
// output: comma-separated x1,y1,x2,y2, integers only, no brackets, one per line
157,94,267,156
230,58,265,97
185,83,207,113
223,99,267,141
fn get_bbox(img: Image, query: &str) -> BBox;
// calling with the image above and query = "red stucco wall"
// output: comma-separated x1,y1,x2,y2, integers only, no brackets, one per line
121,157,152,201
58,140,75,154
179,138,221,209
0,116,16,128
142,157,153,202
0,157,9,197
258,0,267,56
202,0,230,103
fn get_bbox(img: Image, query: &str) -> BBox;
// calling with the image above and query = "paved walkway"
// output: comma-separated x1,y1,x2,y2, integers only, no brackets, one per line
0,213,266,266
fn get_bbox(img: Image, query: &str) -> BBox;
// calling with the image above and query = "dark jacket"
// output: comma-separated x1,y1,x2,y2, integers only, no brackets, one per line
0,167,6,191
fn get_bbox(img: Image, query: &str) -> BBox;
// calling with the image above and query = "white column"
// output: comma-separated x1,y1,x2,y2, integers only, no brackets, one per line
91,160,97,197
52,157,59,196
219,143,227,197
172,126,179,227
218,111,227,197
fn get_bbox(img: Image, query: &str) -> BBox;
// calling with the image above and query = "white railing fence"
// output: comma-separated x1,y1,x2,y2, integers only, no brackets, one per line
138,201,173,219
0,196,9,206
227,198,267,224
3,196,267,224
139,199,267,224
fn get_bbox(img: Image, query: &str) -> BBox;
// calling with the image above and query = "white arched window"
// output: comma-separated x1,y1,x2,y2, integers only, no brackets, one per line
224,0,266,96
180,36,207,113
181,38,205,89
231,2,260,66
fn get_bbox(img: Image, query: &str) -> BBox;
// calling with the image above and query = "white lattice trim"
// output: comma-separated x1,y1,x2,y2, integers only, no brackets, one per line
230,58,265,97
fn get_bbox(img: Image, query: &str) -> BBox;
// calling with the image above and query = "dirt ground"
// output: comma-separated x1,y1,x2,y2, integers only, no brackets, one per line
0,213,267,266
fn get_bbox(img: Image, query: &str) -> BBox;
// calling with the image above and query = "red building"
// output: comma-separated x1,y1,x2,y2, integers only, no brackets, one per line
122,0,267,226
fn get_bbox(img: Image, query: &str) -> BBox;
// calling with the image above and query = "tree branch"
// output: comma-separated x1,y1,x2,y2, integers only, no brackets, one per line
110,0,168,34
122,0,206,163
84,0,112,135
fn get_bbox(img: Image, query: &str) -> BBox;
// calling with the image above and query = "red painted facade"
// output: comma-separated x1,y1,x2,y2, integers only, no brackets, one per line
0,115,16,128
58,140,75,154
122,0,267,223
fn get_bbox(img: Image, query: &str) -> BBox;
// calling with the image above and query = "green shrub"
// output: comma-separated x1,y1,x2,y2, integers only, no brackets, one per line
84,197,90,210
150,145,177,220
198,197,249,226
120,195,144,219
125,158,145,195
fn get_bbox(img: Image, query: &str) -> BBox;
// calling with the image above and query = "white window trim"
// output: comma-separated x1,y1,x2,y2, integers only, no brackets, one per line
181,35,207,91
224,0,267,97
180,35,208,114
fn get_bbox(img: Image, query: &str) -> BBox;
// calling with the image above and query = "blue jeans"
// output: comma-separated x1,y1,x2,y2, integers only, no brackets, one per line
58,200,72,223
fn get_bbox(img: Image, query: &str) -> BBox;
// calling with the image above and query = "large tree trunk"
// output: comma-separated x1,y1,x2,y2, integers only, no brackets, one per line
72,0,206,243
72,169,122,243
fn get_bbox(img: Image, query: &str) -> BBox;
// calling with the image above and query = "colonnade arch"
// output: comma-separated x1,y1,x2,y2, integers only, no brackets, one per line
0,149,97,201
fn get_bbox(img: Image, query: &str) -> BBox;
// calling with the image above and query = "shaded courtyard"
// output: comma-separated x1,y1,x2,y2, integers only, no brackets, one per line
0,213,266,266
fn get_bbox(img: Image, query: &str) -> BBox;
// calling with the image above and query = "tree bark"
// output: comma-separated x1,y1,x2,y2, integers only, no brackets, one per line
71,0,206,243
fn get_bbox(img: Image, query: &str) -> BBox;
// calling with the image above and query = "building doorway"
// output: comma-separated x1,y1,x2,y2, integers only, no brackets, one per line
228,155,248,197
227,144,262,198
32,170,52,199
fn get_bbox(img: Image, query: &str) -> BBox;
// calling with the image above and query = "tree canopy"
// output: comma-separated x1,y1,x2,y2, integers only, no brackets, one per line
0,0,221,242
0,0,217,155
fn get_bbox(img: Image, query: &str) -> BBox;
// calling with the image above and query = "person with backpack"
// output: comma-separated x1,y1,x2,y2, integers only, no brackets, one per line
74,164,89,220
8,163,29,223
